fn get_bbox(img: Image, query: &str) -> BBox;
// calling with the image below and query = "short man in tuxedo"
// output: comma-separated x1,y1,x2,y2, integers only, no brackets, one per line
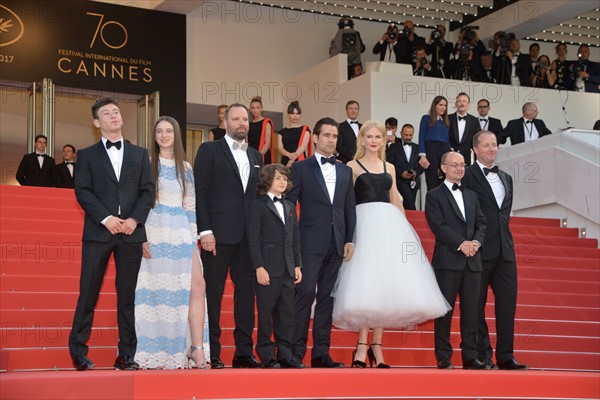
69,97,154,371
476,99,503,142
425,151,487,370
336,100,361,164
288,117,356,368
55,144,76,189
16,134,55,187
463,131,528,370
387,124,421,210
449,92,479,166
501,102,552,145
573,44,600,93
194,103,263,369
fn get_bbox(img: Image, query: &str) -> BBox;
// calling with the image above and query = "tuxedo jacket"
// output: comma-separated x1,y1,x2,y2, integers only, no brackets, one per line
16,153,55,187
493,53,532,86
386,141,422,190
501,118,552,145
194,138,263,244
373,40,404,62
463,165,516,262
247,195,301,278
74,141,154,243
55,162,75,188
288,156,356,257
425,184,487,272
448,113,480,165
336,121,361,164
582,60,600,93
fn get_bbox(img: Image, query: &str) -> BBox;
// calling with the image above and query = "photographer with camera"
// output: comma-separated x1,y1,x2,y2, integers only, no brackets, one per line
529,43,541,72
446,26,484,81
531,55,555,89
426,24,453,72
494,37,531,87
413,46,443,78
330,17,365,79
571,44,600,93
374,20,424,65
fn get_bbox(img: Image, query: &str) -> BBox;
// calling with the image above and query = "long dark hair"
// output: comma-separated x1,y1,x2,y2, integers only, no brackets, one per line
149,116,187,207
428,96,449,127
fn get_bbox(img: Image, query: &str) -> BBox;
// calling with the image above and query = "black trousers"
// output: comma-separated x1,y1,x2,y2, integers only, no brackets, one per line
202,241,255,359
292,237,342,361
434,267,481,364
69,237,142,359
397,180,418,210
255,274,295,362
478,257,518,363
424,141,451,191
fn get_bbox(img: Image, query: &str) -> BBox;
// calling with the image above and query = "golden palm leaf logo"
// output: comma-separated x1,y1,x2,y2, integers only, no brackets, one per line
0,18,14,32
0,5,24,47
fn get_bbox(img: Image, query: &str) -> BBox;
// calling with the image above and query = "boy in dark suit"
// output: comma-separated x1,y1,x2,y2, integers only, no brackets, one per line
16,134,55,187
247,164,303,369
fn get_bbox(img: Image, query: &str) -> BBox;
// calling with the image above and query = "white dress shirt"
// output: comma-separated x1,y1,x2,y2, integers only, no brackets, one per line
314,152,336,203
267,192,285,223
403,142,412,161
101,137,124,224
478,116,489,131
347,118,359,137
456,113,467,143
523,119,539,141
224,134,250,192
476,160,505,208
444,180,465,219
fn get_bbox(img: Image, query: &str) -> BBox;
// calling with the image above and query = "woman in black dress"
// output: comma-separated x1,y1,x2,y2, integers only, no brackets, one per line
248,96,274,164
277,101,312,168
531,55,555,89
208,104,227,141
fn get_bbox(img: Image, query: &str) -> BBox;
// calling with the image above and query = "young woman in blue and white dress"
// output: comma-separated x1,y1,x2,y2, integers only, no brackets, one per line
135,116,209,369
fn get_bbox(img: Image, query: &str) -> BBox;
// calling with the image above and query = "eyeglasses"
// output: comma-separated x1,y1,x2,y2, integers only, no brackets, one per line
477,105,489,108
444,162,466,169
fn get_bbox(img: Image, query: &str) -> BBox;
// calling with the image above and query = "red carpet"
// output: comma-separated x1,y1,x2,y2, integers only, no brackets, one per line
1,185,599,399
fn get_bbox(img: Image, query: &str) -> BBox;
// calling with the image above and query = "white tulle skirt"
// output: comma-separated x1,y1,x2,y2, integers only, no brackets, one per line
332,202,451,331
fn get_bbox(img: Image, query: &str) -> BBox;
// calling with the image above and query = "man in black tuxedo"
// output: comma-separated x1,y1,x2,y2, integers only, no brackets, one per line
494,39,532,87
194,103,263,369
55,144,76,189
373,24,404,63
413,46,444,78
247,164,303,369
476,99,503,143
573,44,600,93
425,151,487,370
501,102,552,145
336,100,361,164
16,134,55,187
448,93,479,166
387,124,422,210
463,131,527,370
69,98,154,371
288,117,356,368
474,52,497,83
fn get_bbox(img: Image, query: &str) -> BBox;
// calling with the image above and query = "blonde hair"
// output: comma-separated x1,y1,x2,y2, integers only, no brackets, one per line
353,120,387,161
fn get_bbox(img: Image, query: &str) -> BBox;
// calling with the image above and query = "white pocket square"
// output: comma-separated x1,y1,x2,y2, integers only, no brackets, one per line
254,165,261,168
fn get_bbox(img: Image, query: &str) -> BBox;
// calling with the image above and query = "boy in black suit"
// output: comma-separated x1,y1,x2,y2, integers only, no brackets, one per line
247,164,303,369
55,144,76,189
16,134,55,187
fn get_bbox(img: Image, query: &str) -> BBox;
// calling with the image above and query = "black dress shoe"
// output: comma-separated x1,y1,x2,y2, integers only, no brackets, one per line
483,358,497,370
232,355,261,368
497,358,528,370
262,359,281,369
437,360,454,369
72,355,95,371
210,357,225,369
463,359,485,370
279,358,305,369
114,355,140,371
310,354,344,368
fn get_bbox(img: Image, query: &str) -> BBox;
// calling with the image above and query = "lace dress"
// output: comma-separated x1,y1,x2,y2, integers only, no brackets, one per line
135,157,209,369
332,161,451,331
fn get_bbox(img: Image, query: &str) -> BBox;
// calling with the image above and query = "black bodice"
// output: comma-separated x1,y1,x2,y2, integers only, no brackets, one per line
354,160,392,205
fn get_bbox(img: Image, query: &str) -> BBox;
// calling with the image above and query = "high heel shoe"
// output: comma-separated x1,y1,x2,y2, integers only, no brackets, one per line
367,344,391,368
351,342,368,368
186,345,207,369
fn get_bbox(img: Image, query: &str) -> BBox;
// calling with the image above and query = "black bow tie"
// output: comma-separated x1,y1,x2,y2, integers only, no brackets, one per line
525,120,533,124
458,116,466,121
321,156,336,165
479,118,488,122
36,153,45,157
452,183,464,191
350,121,359,125
106,140,122,150
403,141,412,146
272,196,283,203
483,166,499,176
65,161,74,165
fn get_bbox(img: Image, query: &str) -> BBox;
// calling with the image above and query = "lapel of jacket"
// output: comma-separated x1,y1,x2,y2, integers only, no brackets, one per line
220,138,243,186
473,165,499,209
451,114,459,144
519,118,527,142
264,196,284,225
441,183,466,222
310,156,331,203
97,141,118,183
498,170,511,209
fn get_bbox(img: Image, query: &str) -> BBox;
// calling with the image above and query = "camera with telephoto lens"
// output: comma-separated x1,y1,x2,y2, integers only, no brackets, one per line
387,24,398,41
403,27,411,38
460,25,478,43
431,29,442,42
572,54,586,74
420,57,428,66
495,30,515,55
539,61,548,68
